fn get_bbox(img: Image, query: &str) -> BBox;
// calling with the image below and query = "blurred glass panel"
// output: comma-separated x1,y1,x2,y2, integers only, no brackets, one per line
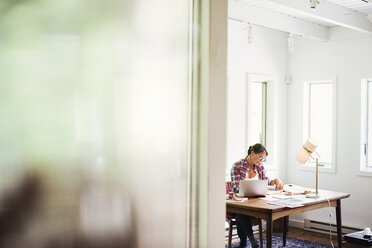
0,0,191,247
309,83,333,166
247,82,267,146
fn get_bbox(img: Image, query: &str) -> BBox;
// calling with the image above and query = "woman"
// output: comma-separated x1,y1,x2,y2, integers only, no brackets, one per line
230,143,283,248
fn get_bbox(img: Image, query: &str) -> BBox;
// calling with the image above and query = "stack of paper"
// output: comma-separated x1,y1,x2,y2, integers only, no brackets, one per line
283,184,312,194
267,197,303,208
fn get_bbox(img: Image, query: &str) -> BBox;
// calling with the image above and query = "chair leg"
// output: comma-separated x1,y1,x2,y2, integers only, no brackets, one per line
228,220,233,248
258,219,263,248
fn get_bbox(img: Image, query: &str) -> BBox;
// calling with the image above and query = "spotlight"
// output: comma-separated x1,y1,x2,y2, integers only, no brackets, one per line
288,33,294,53
368,13,372,23
243,23,253,44
310,0,319,9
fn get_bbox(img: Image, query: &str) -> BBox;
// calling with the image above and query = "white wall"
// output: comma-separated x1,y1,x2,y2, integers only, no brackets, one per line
287,27,372,229
227,20,288,181
228,21,372,229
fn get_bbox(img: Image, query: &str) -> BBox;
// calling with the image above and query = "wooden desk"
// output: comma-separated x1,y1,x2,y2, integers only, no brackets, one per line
226,190,350,248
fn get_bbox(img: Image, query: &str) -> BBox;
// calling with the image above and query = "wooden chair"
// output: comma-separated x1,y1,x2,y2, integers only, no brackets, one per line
226,181,289,248
226,181,263,248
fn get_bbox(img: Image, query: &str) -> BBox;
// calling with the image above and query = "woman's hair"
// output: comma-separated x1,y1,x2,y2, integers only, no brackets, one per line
247,143,268,156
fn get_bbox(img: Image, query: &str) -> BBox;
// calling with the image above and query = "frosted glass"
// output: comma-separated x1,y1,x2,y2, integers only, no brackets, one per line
309,83,333,165
248,82,266,146
0,0,191,247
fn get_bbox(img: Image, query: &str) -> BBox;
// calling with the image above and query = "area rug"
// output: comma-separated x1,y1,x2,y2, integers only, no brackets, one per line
227,234,334,248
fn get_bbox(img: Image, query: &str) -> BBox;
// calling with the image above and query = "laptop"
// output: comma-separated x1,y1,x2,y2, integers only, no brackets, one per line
238,179,269,197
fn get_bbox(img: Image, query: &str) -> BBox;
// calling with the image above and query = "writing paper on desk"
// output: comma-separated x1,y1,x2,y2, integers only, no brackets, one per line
271,194,293,200
283,184,311,194
266,189,280,195
267,197,303,208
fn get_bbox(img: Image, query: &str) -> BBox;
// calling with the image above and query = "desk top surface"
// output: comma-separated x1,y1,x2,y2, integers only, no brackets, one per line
226,189,350,213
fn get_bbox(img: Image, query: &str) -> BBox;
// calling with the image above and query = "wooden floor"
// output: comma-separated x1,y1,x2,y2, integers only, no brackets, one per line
286,227,366,247
227,226,367,247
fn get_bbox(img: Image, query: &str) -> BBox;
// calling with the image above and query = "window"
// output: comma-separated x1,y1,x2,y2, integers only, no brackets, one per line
360,78,372,174
225,73,276,180
246,74,274,168
247,82,267,146
303,78,337,172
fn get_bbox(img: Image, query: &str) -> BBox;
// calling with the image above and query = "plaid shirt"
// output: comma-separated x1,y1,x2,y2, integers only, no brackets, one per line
230,158,269,193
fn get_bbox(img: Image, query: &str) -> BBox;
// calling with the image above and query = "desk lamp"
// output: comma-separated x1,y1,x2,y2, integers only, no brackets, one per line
296,139,320,198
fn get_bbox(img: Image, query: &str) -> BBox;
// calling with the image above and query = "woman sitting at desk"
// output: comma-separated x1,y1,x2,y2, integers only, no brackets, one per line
230,143,283,248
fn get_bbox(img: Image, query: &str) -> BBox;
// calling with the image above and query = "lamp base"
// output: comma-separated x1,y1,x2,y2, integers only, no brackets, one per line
306,193,320,198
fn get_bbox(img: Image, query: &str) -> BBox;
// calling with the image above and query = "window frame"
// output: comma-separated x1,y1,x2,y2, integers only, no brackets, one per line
246,74,275,171
247,81,267,147
302,76,337,174
359,78,372,176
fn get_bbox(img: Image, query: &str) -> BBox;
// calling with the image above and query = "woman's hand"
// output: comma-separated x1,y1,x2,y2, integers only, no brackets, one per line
271,178,284,190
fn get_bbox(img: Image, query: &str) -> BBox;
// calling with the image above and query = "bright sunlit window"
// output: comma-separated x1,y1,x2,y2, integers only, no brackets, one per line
246,74,275,169
247,82,267,147
303,78,337,172
360,78,372,174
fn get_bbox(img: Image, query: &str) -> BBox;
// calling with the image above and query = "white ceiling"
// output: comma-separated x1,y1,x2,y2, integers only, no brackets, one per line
326,0,372,14
229,0,372,40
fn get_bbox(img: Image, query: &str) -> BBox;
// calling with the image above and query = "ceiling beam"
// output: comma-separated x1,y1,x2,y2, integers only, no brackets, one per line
229,0,329,41
265,0,372,34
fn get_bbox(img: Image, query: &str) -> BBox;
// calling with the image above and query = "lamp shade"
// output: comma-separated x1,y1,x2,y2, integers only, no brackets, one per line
296,139,317,164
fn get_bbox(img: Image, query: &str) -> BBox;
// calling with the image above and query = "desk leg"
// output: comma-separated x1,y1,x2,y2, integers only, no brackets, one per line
336,199,342,248
266,214,273,248
283,216,288,246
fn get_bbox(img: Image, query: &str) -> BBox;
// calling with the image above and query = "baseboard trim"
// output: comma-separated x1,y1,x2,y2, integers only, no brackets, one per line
289,218,362,235
289,219,305,229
